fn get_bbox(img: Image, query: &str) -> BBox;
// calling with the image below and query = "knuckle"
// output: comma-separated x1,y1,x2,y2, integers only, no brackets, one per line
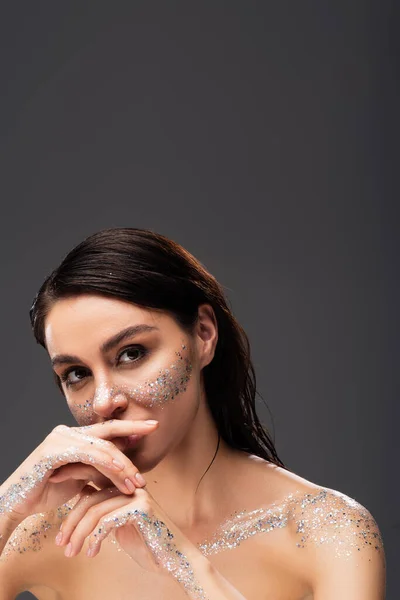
64,444,83,457
138,498,152,514
86,504,103,520
53,424,68,434
97,514,110,530
92,451,116,472
98,449,114,464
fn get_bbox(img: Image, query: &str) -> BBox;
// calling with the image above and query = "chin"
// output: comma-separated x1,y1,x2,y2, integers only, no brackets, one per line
124,445,163,472
124,438,168,474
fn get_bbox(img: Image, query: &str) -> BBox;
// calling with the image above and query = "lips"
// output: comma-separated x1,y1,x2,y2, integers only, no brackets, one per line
115,434,143,450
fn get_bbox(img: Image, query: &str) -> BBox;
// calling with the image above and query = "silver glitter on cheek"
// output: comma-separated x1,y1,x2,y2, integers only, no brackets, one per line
70,399,93,426
70,343,193,423
197,488,384,560
92,509,208,599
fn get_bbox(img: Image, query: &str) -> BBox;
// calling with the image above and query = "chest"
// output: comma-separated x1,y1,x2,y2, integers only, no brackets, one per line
46,533,311,600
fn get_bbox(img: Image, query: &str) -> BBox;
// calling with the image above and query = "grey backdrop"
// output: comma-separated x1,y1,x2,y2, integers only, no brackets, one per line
0,2,397,599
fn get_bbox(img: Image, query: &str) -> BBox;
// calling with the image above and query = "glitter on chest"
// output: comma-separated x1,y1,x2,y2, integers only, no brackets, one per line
197,492,294,556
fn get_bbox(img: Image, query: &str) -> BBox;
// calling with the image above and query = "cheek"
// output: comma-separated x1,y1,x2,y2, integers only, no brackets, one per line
64,342,197,422
134,344,194,409
68,398,94,426
109,341,196,410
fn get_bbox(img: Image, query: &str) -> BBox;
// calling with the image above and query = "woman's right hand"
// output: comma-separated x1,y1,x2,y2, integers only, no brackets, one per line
0,419,159,525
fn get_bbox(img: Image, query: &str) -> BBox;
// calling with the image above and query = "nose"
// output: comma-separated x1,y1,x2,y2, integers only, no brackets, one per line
92,382,129,419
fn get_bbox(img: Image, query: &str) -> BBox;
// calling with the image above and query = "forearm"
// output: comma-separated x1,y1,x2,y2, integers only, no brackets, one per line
0,483,25,557
101,497,247,599
132,507,247,599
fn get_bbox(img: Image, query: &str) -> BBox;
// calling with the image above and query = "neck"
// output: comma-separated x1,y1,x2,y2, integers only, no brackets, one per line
143,397,244,531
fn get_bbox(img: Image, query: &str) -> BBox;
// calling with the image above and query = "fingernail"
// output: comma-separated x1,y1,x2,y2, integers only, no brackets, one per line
125,477,136,492
65,542,72,557
145,420,158,425
55,531,63,545
135,472,146,486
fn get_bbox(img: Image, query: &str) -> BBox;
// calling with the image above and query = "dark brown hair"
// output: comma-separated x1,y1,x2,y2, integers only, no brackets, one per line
30,227,287,469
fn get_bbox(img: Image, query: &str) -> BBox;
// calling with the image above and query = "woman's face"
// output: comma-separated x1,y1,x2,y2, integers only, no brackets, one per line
44,294,212,471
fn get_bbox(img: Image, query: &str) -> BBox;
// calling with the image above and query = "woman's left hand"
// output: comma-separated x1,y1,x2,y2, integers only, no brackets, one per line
56,483,198,576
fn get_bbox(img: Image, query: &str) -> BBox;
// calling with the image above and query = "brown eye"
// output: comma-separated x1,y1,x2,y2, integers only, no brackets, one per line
118,345,148,365
61,367,88,387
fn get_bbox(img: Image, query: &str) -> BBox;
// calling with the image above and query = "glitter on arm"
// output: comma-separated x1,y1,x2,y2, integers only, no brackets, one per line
0,496,78,561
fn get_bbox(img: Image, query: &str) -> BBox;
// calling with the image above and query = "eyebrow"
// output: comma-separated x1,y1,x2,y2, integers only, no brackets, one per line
50,324,159,369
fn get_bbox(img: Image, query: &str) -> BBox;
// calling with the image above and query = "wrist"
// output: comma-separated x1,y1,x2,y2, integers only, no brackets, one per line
0,482,29,529
181,554,247,600
0,510,24,556
0,488,26,531
0,509,25,531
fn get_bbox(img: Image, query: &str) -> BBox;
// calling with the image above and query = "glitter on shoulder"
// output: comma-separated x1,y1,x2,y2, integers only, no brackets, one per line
197,487,384,560
288,486,384,560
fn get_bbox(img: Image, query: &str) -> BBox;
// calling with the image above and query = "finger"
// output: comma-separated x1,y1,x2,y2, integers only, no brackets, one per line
48,464,113,490
85,489,149,559
70,421,156,490
79,419,159,442
49,446,143,496
64,493,129,558
57,484,120,547
86,501,141,558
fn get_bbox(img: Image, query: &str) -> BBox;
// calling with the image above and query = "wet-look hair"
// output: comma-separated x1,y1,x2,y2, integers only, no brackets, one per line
30,227,287,469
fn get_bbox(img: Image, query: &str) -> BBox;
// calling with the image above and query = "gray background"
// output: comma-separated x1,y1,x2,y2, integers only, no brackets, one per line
0,2,398,598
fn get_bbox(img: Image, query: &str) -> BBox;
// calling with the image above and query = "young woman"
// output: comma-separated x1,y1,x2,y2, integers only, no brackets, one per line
0,228,386,599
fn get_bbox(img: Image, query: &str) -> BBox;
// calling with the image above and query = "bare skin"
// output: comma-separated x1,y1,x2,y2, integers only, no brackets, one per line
2,461,319,599
0,295,385,599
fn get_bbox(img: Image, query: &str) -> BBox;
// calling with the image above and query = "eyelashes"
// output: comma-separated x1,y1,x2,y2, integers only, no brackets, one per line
59,345,149,389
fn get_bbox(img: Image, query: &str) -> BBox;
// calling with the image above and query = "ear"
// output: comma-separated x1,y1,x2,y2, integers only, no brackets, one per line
195,304,218,369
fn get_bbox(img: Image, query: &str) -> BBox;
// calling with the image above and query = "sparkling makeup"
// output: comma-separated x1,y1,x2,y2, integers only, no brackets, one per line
70,343,193,426
1,484,384,585
0,442,113,560
197,487,384,559
107,487,384,564
0,501,74,560
0,343,194,561
93,509,208,600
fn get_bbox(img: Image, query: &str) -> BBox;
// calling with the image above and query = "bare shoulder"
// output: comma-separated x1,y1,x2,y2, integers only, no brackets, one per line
257,460,385,596
240,457,386,595
285,483,386,597
0,495,80,598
